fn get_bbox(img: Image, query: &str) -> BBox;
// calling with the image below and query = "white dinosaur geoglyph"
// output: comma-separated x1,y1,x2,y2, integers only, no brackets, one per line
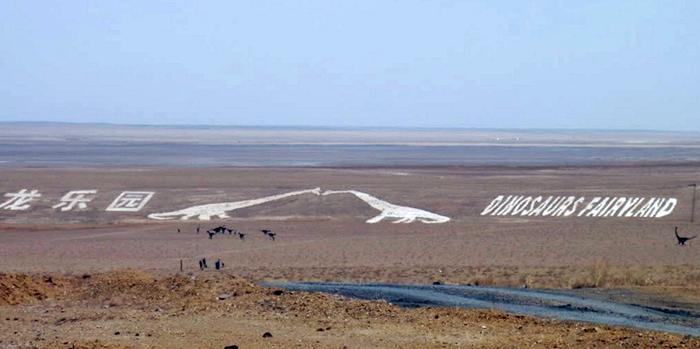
322,190,450,224
147,188,321,220
147,187,450,224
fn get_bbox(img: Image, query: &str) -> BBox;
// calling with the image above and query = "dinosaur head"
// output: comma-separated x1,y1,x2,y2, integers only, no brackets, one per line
322,190,349,196
418,214,451,224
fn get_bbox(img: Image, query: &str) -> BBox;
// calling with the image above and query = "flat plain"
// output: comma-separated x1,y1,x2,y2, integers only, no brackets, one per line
1,125,699,348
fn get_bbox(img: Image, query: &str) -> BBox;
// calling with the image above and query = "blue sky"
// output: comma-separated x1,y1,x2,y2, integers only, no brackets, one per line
1,1,698,130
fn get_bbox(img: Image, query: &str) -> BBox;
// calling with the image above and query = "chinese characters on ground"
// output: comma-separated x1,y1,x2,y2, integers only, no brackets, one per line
0,189,154,212
0,189,42,210
53,190,97,211
106,192,155,212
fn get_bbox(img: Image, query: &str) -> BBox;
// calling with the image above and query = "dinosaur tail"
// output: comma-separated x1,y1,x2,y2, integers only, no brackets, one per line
147,212,176,220
420,216,451,224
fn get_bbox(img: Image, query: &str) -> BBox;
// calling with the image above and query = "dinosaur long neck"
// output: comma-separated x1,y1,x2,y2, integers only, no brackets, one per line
242,188,316,207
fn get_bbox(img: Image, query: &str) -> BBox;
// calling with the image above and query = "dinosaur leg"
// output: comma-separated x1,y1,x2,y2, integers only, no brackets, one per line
179,213,196,221
366,213,388,224
393,217,415,223
214,212,231,219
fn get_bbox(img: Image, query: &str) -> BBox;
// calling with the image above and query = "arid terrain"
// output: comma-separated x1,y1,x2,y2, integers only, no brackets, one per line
1,162,699,347
2,270,699,349
3,123,700,348
1,165,699,278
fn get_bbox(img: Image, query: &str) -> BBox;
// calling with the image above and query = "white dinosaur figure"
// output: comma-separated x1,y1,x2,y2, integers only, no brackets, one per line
148,188,321,221
322,190,450,224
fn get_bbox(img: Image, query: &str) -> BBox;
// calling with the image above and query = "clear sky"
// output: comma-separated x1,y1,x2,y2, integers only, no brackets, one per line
1,1,698,130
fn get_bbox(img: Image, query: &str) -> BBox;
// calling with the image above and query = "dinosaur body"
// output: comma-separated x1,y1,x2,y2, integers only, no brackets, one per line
675,226,696,246
322,190,450,224
148,188,321,221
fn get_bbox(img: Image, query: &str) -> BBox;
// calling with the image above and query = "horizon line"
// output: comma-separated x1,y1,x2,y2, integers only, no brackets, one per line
2,120,699,134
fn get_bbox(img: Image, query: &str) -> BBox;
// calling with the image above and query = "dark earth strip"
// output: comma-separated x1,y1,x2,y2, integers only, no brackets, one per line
270,282,700,337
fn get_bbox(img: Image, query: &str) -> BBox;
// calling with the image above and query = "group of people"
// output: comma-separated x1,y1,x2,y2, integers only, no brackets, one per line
185,225,279,272
197,257,225,271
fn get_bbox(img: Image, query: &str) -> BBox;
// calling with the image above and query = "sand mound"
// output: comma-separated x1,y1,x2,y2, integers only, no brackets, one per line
76,269,262,312
0,273,70,305
0,269,262,310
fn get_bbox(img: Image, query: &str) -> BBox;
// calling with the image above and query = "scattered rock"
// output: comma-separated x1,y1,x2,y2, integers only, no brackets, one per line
81,274,91,279
114,331,120,336
432,281,443,285
262,332,273,338
217,293,232,300
317,328,325,332
271,289,284,296
581,327,599,333
224,345,238,349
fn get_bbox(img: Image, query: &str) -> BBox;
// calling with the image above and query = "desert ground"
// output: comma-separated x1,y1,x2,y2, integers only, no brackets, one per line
1,165,699,278
1,163,699,348
2,270,699,349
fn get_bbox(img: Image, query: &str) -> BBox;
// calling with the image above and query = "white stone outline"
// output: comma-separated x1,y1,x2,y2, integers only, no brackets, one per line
322,190,450,224
146,187,450,224
147,188,321,220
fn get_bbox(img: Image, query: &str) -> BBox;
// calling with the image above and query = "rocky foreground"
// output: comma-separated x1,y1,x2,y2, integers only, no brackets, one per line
1,270,698,349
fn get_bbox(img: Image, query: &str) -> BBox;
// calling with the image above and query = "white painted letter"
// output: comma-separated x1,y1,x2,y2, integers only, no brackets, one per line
481,195,504,216
655,198,677,218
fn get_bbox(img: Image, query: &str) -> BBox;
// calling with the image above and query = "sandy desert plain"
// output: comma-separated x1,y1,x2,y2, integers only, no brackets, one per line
1,125,700,348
